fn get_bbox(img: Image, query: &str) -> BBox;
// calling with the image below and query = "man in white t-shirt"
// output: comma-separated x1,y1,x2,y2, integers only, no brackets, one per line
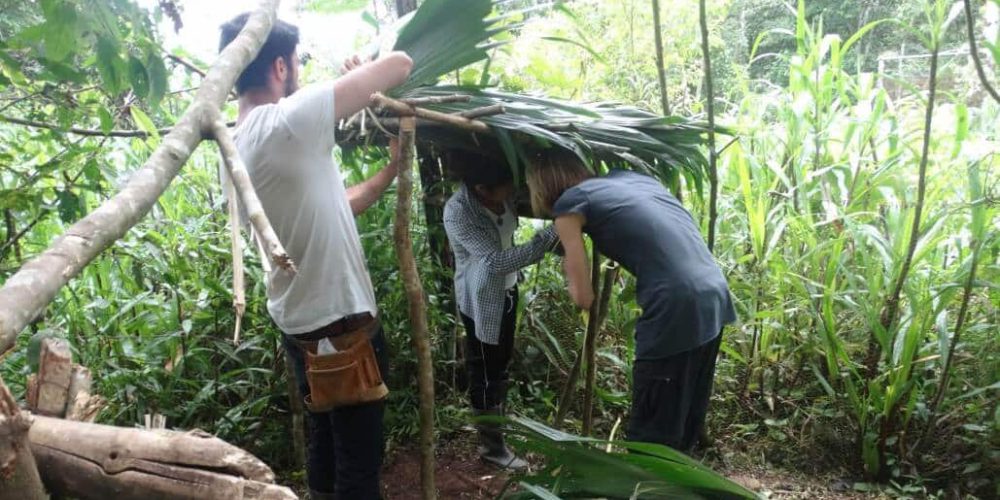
220,14,412,500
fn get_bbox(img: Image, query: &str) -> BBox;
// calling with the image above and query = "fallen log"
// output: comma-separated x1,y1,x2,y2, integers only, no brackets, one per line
29,416,296,500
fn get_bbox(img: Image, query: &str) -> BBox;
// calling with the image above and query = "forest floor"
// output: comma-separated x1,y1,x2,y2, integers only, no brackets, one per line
379,429,883,499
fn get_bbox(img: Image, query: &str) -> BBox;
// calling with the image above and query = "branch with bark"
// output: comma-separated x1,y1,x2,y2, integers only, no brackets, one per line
391,114,437,500
212,118,295,274
0,0,281,355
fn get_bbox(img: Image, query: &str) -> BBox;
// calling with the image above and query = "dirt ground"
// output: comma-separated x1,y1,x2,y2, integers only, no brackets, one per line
382,432,511,500
380,430,883,500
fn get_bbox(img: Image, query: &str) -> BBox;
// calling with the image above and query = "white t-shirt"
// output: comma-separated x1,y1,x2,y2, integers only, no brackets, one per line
232,83,377,335
490,204,518,290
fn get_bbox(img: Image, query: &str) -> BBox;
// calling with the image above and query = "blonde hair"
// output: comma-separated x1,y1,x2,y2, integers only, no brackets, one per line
526,149,593,217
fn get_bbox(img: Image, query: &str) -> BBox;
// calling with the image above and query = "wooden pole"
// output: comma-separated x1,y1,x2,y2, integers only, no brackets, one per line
393,115,437,500
372,93,491,135
583,263,621,435
0,0,282,355
581,248,602,435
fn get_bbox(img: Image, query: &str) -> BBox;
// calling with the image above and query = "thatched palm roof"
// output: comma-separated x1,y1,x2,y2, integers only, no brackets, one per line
340,0,718,192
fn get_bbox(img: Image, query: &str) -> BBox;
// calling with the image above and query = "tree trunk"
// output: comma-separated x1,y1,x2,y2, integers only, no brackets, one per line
393,116,437,500
0,0,281,355
699,0,719,253
28,415,295,499
0,376,46,500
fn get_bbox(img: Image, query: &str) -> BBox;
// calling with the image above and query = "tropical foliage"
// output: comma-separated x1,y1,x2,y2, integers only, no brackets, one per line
1,0,998,498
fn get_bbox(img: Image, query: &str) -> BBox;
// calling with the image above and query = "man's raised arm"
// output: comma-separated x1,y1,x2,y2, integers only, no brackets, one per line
334,51,413,121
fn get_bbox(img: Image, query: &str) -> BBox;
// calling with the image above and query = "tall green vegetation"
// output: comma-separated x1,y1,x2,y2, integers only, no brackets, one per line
0,0,997,496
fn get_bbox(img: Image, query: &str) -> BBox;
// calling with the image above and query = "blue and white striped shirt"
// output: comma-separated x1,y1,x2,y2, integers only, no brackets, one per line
444,185,558,344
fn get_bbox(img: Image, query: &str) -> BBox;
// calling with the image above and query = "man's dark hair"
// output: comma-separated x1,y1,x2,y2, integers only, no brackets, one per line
447,150,514,190
219,13,300,95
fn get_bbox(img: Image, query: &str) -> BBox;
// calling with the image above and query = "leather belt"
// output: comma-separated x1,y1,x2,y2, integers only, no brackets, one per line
296,312,375,341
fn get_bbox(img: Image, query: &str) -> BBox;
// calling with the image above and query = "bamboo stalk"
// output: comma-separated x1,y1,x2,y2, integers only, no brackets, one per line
372,93,491,135
0,0,281,355
964,0,1000,104
393,115,437,500
651,0,670,116
212,118,295,274
868,41,940,378
699,0,719,252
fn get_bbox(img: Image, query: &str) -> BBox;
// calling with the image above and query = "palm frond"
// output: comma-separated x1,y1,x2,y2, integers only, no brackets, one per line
361,0,722,194
391,0,498,95
498,417,759,499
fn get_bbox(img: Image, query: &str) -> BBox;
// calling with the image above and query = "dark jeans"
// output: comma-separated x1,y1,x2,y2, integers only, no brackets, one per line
462,287,518,410
283,327,389,499
627,331,722,452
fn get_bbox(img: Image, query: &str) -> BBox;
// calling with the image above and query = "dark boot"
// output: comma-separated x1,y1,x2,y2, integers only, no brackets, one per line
309,489,336,500
473,408,528,470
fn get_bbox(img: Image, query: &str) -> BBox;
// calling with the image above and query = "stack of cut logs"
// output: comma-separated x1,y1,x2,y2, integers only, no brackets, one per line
6,338,297,500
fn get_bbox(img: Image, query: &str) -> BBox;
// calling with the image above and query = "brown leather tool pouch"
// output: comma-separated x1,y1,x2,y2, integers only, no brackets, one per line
301,327,388,412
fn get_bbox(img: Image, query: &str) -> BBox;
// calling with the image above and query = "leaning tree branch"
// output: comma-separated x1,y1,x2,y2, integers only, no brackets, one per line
964,0,1000,105
211,118,295,273
0,0,281,355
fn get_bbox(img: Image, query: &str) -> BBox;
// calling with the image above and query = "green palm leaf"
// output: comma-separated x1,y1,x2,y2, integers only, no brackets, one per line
361,0,723,194
496,416,759,499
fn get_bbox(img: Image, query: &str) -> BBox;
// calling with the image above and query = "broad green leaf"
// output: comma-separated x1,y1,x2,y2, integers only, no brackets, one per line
128,56,150,100
57,189,80,223
95,35,125,94
130,106,159,139
98,107,114,135
41,0,79,61
146,52,168,109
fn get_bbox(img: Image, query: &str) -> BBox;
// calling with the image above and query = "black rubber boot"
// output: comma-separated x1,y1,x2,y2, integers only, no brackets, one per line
473,408,528,470
309,489,336,500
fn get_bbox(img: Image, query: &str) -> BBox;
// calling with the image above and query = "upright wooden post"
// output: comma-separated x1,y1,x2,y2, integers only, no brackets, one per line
394,116,437,500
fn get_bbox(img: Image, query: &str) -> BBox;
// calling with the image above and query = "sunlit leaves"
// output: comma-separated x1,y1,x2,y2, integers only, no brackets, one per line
40,0,80,62
303,0,368,14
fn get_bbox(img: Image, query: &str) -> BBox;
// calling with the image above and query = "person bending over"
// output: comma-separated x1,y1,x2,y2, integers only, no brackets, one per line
526,150,736,452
